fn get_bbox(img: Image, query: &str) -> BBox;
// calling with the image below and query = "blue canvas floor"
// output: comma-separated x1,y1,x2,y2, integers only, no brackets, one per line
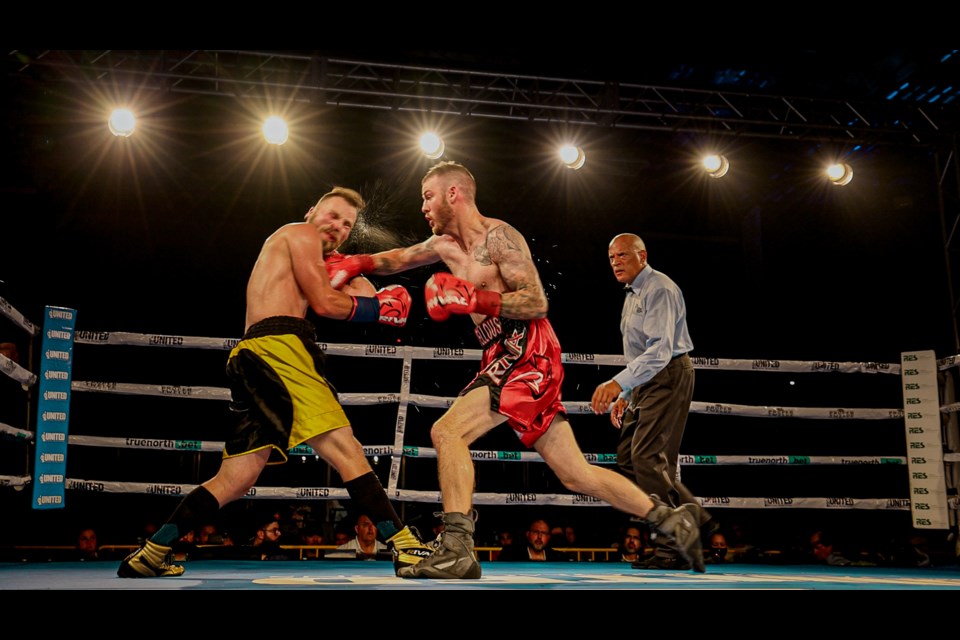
2,559,959,590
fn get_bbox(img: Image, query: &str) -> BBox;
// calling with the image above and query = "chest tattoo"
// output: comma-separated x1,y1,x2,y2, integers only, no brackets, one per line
473,243,493,266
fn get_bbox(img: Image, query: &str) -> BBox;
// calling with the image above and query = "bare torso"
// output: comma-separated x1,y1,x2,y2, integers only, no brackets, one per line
373,213,547,323
431,218,511,325
244,224,312,331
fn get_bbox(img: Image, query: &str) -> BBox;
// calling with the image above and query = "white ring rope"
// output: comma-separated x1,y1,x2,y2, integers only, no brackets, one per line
62,382,910,421
2,296,958,512
0,295,39,391
4,424,926,466
0,353,36,389
0,296,39,338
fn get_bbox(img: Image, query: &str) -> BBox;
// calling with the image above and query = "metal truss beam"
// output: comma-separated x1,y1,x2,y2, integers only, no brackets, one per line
7,49,959,148
937,137,960,351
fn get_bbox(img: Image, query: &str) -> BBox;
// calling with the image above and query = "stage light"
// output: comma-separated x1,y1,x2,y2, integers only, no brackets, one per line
108,108,136,137
703,154,729,178
826,162,853,186
420,132,445,159
560,144,586,170
262,116,289,145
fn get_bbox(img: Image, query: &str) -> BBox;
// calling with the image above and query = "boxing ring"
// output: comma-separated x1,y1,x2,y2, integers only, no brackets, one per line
3,558,960,590
3,297,960,589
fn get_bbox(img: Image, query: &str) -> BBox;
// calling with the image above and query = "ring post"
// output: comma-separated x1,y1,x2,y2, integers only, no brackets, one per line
900,350,950,529
31,306,77,510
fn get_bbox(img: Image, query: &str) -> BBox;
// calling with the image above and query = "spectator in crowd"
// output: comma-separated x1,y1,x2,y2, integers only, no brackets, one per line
334,514,389,559
333,522,355,546
282,504,316,539
183,521,235,560
196,522,232,546
248,515,289,560
809,528,877,567
287,525,326,560
705,531,730,565
0,342,19,364
550,523,578,549
610,524,648,564
491,528,515,561
497,518,570,562
76,527,99,561
298,527,325,546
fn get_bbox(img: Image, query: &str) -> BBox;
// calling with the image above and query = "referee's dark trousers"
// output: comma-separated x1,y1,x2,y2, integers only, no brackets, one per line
616,352,707,525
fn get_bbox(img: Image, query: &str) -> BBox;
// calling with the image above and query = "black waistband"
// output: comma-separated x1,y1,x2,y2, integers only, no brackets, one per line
242,316,316,342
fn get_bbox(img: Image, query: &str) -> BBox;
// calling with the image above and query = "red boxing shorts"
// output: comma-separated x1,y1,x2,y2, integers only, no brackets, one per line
462,316,566,448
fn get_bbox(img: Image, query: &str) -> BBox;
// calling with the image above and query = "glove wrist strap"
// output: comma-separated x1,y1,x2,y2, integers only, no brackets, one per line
473,290,502,317
347,296,379,323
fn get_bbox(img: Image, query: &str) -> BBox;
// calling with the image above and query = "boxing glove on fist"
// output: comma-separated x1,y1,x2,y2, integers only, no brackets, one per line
424,272,502,322
325,252,375,290
347,285,412,327
374,285,411,327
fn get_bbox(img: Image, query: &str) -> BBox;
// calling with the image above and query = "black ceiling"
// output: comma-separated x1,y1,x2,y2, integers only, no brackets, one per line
6,48,960,147
3,48,960,359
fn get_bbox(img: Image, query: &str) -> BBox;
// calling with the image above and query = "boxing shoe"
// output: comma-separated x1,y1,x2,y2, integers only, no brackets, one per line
117,540,185,578
397,511,481,579
386,525,435,576
644,498,706,573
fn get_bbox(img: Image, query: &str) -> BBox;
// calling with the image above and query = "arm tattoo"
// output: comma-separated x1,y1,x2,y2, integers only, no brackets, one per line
486,225,548,319
472,243,492,266
484,225,523,263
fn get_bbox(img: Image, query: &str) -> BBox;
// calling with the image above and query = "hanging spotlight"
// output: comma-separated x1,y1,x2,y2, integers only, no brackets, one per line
559,144,586,170
262,116,289,145
108,108,136,137
419,132,445,159
826,162,853,186
703,154,729,178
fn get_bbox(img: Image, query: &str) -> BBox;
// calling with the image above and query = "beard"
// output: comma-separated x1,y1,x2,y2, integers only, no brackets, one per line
430,200,454,235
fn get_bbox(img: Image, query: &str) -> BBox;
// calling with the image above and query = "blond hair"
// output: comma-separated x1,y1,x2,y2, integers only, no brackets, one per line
422,161,476,202
318,186,365,211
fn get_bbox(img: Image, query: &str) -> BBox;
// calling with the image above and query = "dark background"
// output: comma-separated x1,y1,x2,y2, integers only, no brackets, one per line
1,47,958,556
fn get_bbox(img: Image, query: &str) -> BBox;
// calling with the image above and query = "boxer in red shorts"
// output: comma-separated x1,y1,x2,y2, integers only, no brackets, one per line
326,161,706,578
463,315,565,448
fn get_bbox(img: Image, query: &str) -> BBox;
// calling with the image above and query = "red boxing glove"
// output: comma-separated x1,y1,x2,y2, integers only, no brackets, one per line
325,252,375,290
424,272,501,322
374,285,412,327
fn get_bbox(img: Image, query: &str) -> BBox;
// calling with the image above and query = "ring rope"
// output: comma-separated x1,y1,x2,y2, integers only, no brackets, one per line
67,382,907,421
0,296,39,337
62,326,960,375
3,305,958,511
73,329,919,373
0,353,36,389
8,423,937,465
